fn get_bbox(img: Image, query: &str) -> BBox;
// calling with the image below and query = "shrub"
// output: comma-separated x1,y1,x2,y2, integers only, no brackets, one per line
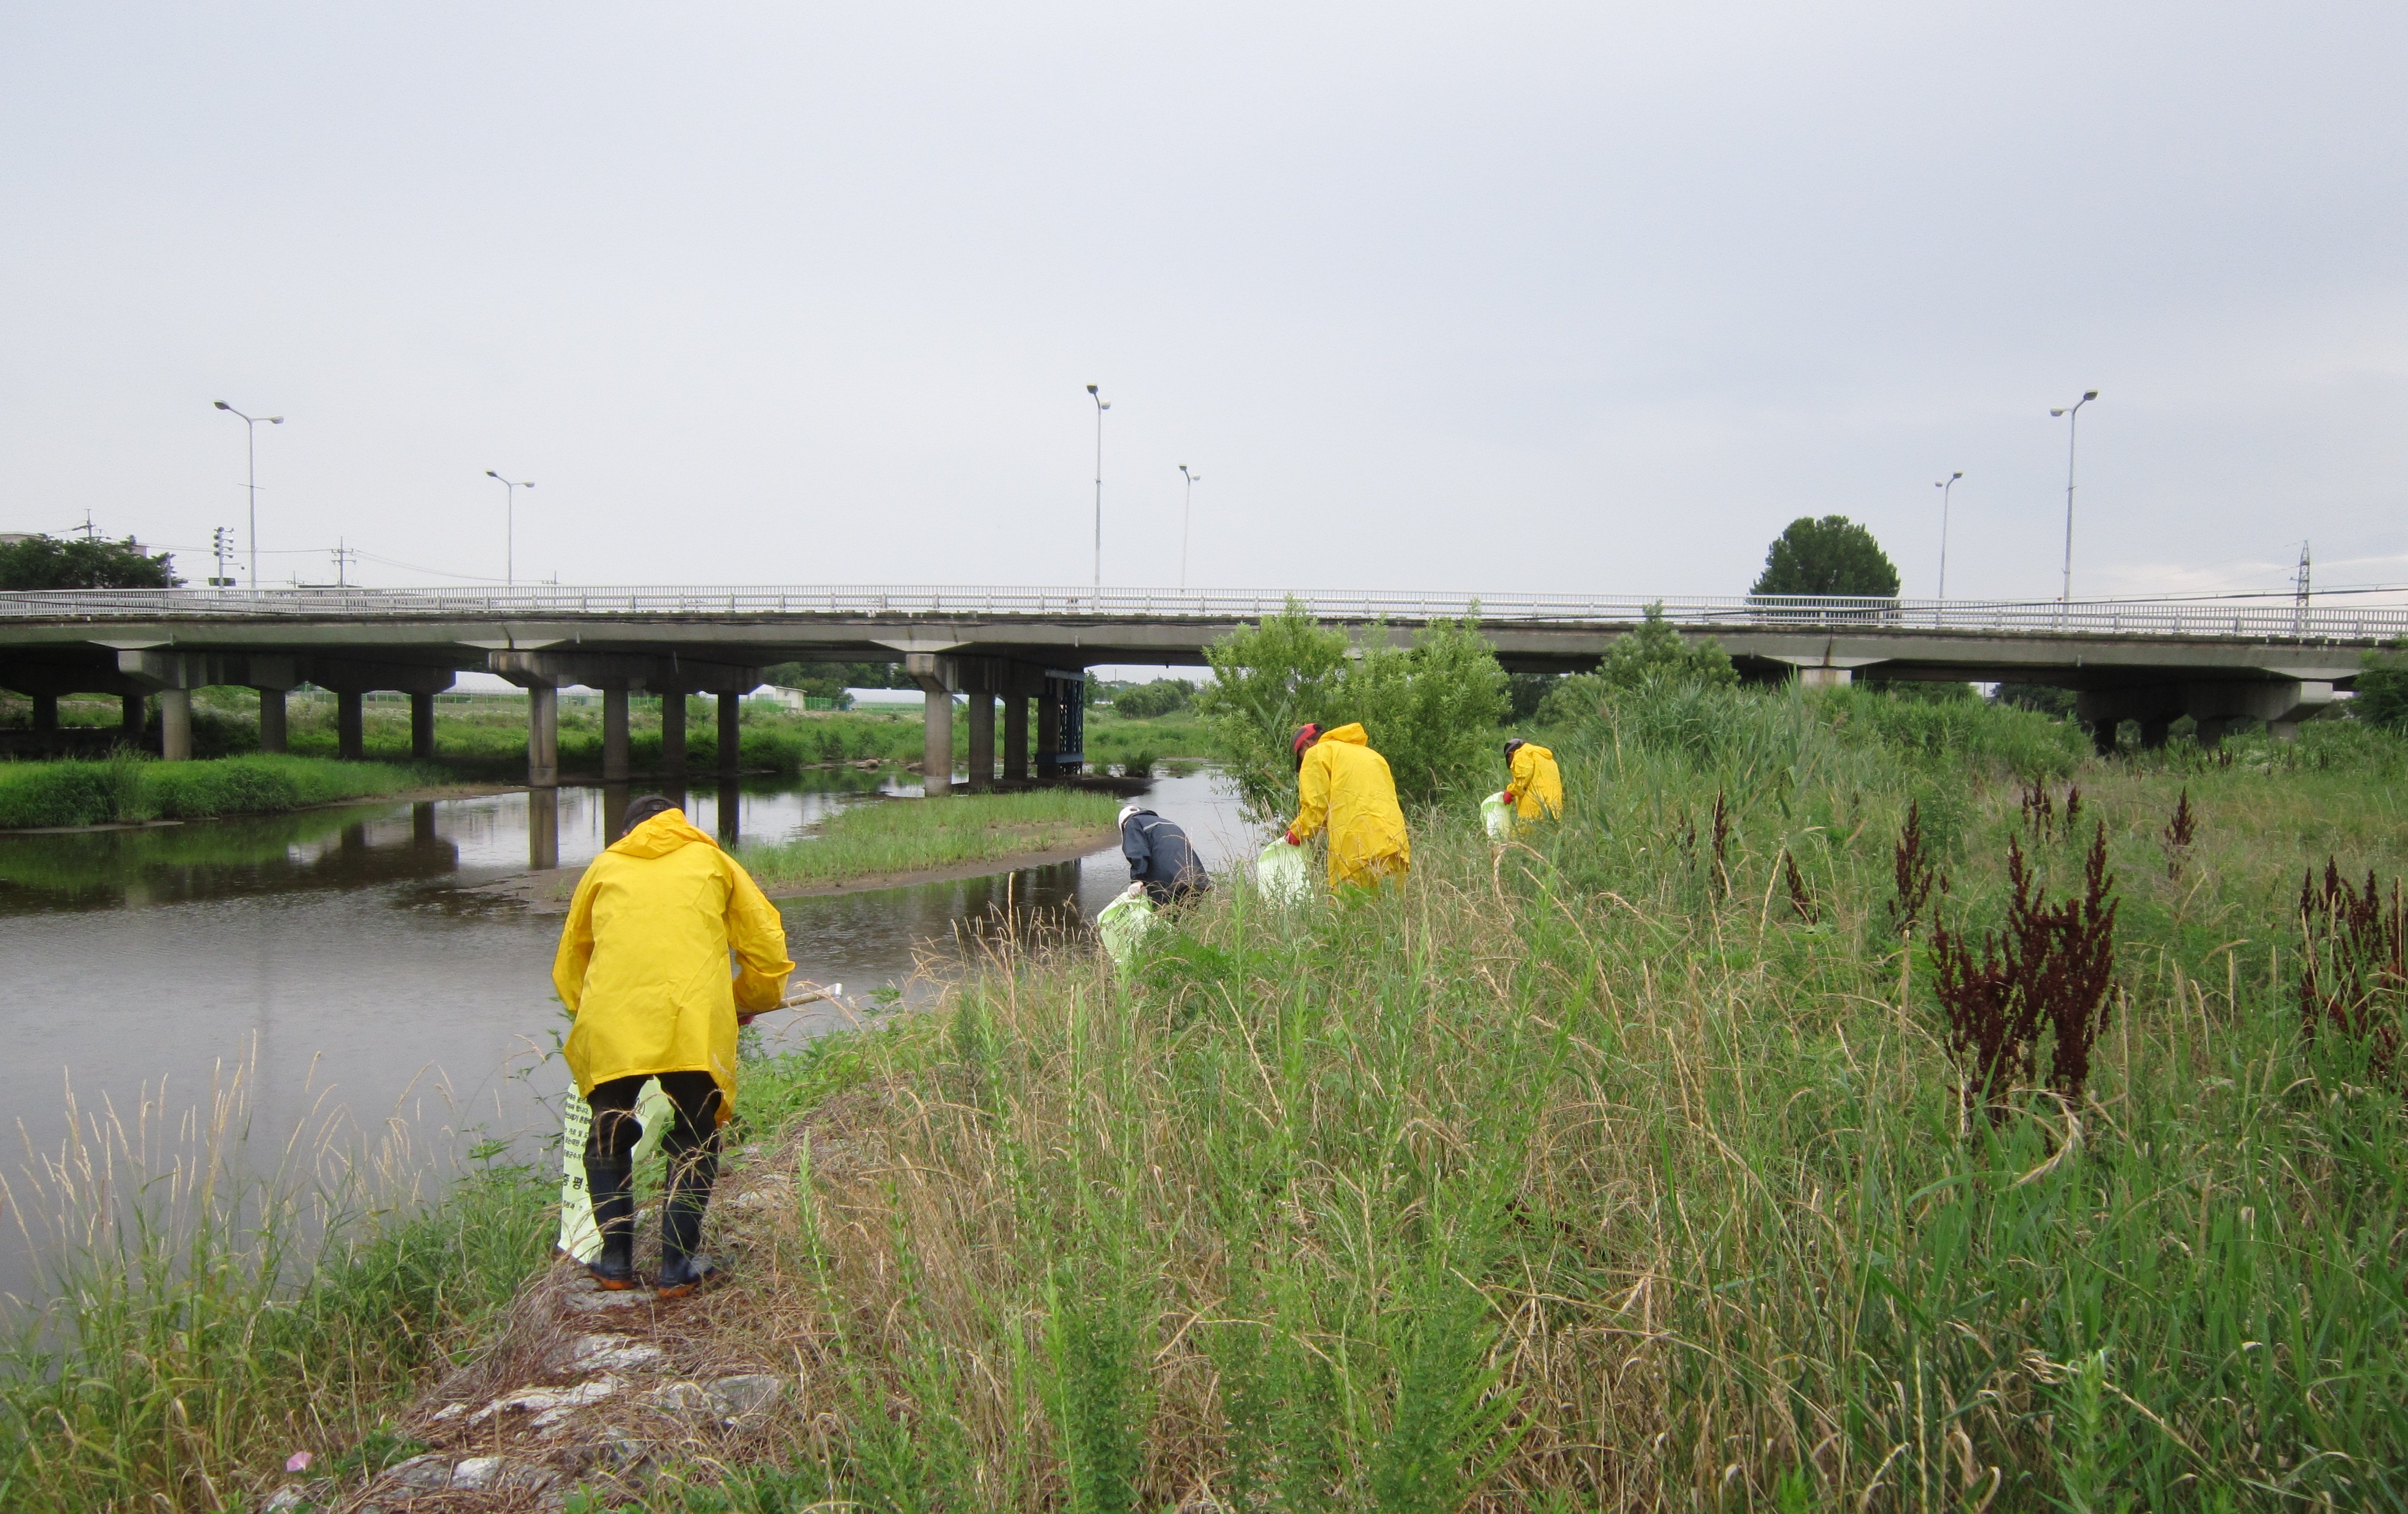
1535,604,1736,727
1110,679,1196,719
1199,602,1508,819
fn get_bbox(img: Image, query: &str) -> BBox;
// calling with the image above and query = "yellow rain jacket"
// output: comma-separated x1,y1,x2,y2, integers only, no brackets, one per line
1290,723,1411,888
553,809,793,1124
1507,742,1563,822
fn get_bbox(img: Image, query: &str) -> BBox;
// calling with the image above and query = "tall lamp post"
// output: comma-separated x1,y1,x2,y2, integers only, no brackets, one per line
2048,391,2098,611
1934,470,1962,609
1178,464,1202,592
213,401,284,587
1087,384,1109,602
486,472,535,586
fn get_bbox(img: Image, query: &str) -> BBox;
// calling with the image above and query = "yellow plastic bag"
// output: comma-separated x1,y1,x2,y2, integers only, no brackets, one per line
555,1076,675,1262
1257,840,1312,906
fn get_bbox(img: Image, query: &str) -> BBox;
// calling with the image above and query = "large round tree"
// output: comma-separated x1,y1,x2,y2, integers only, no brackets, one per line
1749,515,1900,598
0,532,179,590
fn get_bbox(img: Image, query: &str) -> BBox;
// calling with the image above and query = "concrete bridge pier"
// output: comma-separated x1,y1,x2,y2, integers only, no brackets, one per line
257,688,287,753
337,692,366,760
121,690,146,742
411,691,437,760
527,686,559,786
489,651,762,788
30,693,56,733
660,692,687,776
965,694,995,791
718,692,742,777
160,689,193,761
603,688,631,782
903,653,957,796
1004,694,1029,781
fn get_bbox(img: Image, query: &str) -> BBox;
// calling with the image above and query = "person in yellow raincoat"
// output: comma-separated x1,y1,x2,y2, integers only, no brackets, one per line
1281,722,1411,888
554,794,792,1295
1502,737,1563,825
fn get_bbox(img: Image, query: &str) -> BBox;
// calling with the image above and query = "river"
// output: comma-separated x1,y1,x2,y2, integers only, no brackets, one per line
0,767,1256,1296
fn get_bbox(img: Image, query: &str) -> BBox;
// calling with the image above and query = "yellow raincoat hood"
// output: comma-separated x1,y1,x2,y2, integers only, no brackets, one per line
552,809,793,1121
1290,724,1411,887
1507,741,1563,821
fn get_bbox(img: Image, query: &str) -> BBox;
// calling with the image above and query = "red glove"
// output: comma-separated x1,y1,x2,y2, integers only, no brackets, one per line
1502,790,1516,807
1283,829,1302,846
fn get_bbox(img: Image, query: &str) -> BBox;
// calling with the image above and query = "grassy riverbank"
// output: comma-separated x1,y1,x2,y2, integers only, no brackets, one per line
15,688,2408,1510
738,789,1123,890
587,690,2408,1510
0,753,439,829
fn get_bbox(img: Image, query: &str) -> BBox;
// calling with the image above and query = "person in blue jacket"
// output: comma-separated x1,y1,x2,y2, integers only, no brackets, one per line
1118,803,1210,907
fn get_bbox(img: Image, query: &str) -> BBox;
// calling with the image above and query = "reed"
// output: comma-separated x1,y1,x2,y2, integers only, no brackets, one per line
0,1068,549,1513
563,687,2408,1510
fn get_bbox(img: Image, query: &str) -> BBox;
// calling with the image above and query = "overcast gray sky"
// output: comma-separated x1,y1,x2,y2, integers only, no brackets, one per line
4,4,2401,603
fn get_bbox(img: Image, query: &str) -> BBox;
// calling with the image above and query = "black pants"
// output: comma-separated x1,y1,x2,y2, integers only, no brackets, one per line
585,1070,723,1167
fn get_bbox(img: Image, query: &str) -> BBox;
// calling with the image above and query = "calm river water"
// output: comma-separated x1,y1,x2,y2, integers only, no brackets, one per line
0,767,1254,1289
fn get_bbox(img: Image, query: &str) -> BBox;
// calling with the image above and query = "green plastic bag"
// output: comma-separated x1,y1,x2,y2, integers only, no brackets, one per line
556,1076,675,1262
1482,790,1513,842
1097,887,1158,970
1257,840,1312,906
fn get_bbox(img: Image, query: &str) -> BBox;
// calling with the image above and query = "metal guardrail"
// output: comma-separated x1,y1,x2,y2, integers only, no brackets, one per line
1,585,2403,641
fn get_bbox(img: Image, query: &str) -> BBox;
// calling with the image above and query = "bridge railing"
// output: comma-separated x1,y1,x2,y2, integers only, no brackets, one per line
2,585,2404,640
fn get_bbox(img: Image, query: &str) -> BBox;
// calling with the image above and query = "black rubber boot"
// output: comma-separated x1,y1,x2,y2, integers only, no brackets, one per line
653,1145,720,1298
583,1155,640,1290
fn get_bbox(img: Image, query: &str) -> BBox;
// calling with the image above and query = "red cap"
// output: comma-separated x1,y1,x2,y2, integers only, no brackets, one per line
1291,723,1320,756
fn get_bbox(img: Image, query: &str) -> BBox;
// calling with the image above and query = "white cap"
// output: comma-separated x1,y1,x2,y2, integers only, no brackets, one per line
1118,804,1147,825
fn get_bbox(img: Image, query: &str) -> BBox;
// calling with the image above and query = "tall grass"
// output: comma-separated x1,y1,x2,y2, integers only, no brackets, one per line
0,753,434,829
573,683,2408,1510
0,1069,549,1513
738,790,1120,888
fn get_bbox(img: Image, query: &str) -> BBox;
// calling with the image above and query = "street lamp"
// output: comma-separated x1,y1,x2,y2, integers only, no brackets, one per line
486,472,535,586
1087,384,1109,601
1934,471,1962,606
213,401,284,587
1178,464,1202,592
2047,391,2099,608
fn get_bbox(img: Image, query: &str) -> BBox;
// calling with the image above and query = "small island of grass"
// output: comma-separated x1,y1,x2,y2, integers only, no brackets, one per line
0,753,451,830
737,788,1123,895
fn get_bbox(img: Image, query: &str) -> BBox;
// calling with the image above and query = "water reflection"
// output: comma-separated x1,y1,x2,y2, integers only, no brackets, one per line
0,767,1250,1243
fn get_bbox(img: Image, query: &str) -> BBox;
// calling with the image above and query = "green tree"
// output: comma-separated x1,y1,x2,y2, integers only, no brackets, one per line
1197,602,1352,820
1109,679,1196,718
1536,604,1735,725
2353,642,2408,731
1342,616,1510,809
0,533,178,590
761,659,912,706
1198,602,1508,820
1748,515,1900,599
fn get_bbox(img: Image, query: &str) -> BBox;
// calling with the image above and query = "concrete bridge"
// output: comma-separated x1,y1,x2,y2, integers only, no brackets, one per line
1,585,2395,785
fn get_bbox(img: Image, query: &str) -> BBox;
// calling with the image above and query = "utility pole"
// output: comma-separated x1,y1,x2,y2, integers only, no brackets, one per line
214,401,285,587
1087,385,1109,602
1179,464,1202,592
210,527,234,588
2294,540,2312,635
